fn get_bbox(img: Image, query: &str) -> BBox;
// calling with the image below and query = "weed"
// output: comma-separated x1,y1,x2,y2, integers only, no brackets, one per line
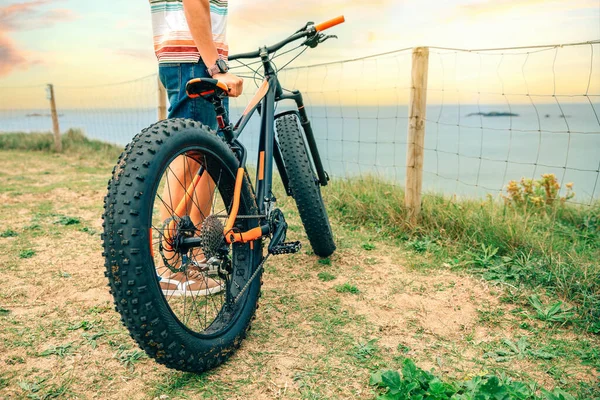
39,343,74,357
0,229,18,238
68,320,95,331
317,271,336,282
407,237,435,253
370,357,575,399
79,226,96,235
503,174,574,209
350,339,379,360
19,249,35,259
466,244,499,268
528,295,575,324
334,283,359,294
318,258,332,266
362,243,376,251
55,215,80,226
115,349,147,371
483,337,556,362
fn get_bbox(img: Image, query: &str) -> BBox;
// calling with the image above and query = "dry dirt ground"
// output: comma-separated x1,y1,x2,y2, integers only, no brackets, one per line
0,150,597,399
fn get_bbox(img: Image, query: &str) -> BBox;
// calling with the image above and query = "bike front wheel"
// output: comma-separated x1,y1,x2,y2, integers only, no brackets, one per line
102,118,262,372
276,114,336,257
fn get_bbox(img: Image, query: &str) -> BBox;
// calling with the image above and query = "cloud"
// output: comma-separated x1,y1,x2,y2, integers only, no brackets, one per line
230,0,395,28
450,0,597,19
0,34,27,76
0,0,77,77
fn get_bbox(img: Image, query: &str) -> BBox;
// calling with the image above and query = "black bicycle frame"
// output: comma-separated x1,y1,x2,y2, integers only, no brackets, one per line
225,50,329,216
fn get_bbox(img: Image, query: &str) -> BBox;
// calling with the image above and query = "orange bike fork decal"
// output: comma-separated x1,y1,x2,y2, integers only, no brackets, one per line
223,169,266,244
223,168,245,243
258,151,265,181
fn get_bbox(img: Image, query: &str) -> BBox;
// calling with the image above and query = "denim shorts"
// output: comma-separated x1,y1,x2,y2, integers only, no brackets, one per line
158,61,229,131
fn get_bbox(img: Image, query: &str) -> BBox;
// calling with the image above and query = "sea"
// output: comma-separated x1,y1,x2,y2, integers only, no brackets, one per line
2,102,599,202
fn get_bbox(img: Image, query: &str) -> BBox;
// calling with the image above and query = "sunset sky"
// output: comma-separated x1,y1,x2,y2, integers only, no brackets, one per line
1,0,599,106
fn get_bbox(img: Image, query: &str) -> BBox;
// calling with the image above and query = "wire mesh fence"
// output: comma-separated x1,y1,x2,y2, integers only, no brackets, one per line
1,40,598,205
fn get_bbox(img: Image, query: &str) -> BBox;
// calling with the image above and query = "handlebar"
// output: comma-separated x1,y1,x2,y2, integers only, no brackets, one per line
315,15,345,32
228,16,345,61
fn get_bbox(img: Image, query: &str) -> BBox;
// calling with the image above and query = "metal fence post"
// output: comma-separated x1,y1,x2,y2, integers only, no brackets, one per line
405,47,429,224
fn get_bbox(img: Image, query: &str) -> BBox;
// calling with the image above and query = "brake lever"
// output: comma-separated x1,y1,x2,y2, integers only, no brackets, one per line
320,34,338,43
303,33,338,48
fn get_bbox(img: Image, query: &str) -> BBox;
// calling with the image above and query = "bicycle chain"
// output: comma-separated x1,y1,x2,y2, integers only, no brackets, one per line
232,254,269,305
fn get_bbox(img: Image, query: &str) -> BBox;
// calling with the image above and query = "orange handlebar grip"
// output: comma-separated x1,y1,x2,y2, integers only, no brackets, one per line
314,15,345,32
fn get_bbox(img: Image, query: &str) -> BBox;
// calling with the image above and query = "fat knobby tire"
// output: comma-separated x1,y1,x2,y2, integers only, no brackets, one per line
101,118,262,373
276,114,336,257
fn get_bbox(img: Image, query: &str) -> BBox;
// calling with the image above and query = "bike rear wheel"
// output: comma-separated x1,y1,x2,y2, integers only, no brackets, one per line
276,114,336,257
102,118,262,372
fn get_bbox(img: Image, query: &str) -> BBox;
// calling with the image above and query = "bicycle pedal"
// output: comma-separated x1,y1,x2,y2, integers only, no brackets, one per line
269,241,301,255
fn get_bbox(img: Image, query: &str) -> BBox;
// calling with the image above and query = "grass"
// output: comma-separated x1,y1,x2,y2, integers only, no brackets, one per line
327,176,600,333
0,129,122,160
0,132,597,399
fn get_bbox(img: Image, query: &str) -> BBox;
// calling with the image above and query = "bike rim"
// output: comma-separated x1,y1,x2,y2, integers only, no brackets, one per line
148,146,253,338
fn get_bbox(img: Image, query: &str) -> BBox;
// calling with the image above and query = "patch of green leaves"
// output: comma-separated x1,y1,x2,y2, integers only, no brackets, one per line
55,215,80,226
528,295,575,324
350,339,379,361
19,249,35,259
318,257,332,266
67,320,95,331
370,358,574,400
466,244,499,268
483,337,556,362
317,271,336,282
407,237,436,253
115,348,147,371
39,343,74,357
334,282,359,294
0,229,18,238
362,243,376,251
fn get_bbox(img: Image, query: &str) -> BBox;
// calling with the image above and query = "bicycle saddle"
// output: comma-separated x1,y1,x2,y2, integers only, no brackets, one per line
186,78,230,100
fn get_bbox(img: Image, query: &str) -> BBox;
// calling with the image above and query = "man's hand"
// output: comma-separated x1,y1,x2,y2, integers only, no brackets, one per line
213,72,243,97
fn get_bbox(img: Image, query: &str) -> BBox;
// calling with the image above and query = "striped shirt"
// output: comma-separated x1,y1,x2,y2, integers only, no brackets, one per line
150,0,228,64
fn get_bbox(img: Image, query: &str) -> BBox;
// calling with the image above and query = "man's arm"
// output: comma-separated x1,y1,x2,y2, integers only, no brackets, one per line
182,0,243,97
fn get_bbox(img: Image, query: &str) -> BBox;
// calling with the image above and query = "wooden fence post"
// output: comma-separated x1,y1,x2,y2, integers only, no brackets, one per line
405,47,429,224
158,76,167,121
47,84,62,153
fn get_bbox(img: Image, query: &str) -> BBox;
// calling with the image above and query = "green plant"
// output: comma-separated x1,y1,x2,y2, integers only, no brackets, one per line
39,343,74,357
68,320,95,331
115,349,147,371
362,243,376,251
0,229,18,238
483,337,556,362
55,215,80,226
335,283,359,294
318,257,332,266
407,237,435,253
350,339,379,360
317,271,336,282
466,244,499,268
19,249,35,259
370,358,574,400
503,174,574,209
528,295,575,324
